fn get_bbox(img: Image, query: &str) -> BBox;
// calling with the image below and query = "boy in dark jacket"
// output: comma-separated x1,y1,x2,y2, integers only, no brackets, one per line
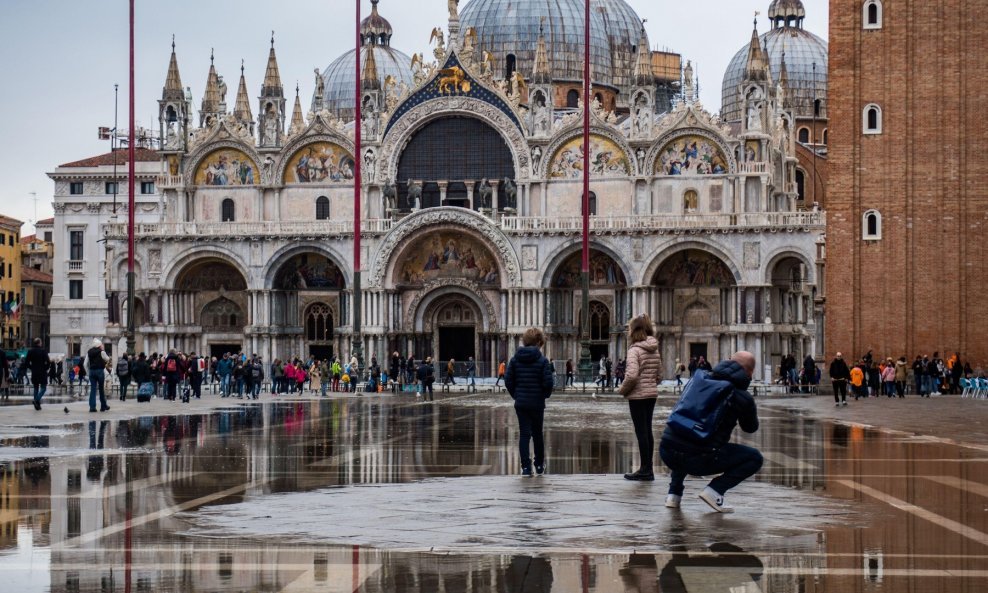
505,328,554,477
659,351,762,513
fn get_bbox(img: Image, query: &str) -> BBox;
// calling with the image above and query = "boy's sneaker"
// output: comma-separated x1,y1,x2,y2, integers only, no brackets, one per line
534,464,546,476
699,486,734,513
842,400,848,406
521,467,533,477
665,494,682,508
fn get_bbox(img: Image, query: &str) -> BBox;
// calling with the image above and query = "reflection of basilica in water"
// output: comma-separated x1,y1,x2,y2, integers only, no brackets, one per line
48,0,826,378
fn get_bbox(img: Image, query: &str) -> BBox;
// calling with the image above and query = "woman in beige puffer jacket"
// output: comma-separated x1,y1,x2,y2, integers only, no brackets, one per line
622,314,663,481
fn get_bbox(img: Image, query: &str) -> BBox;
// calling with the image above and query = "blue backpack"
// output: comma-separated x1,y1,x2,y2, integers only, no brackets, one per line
667,370,734,443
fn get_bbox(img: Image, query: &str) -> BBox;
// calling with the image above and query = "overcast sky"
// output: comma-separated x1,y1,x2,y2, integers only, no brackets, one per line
0,0,827,233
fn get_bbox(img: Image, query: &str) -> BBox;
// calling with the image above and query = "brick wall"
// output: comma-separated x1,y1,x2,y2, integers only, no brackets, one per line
826,0,988,366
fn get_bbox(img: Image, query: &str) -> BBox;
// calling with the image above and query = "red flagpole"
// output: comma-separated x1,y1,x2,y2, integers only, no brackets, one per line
352,0,363,365
578,0,592,378
126,0,136,356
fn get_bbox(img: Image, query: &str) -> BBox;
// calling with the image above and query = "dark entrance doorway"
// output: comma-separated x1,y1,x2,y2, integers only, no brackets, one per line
689,342,708,362
589,344,609,362
439,327,475,363
310,345,333,362
210,344,242,359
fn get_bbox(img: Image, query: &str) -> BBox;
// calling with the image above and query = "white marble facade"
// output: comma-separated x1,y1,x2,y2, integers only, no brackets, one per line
48,25,823,381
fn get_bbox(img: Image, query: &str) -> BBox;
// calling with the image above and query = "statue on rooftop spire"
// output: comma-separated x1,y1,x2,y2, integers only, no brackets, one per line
448,0,459,20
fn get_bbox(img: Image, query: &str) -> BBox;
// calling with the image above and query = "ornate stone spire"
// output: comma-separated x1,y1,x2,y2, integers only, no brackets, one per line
633,22,652,86
163,35,184,101
744,16,770,82
289,84,305,135
200,50,224,126
234,61,253,123
261,32,283,97
531,19,551,84
362,43,381,90
778,50,792,108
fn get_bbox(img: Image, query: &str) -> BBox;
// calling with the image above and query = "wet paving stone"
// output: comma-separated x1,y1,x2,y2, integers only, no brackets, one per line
0,391,985,591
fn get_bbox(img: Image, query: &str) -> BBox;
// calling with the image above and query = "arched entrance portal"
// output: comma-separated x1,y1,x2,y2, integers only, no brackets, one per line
173,258,248,356
653,249,737,369
396,116,516,211
548,248,628,362
434,299,479,364
270,252,345,360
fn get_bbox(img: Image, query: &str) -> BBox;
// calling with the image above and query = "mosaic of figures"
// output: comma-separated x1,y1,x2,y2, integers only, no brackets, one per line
285,142,355,183
394,233,499,287
275,254,346,290
655,135,728,176
194,149,258,186
552,251,627,288
548,136,630,179
655,251,735,287
177,261,248,291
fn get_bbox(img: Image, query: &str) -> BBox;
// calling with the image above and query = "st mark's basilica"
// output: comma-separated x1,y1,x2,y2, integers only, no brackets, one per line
48,0,828,380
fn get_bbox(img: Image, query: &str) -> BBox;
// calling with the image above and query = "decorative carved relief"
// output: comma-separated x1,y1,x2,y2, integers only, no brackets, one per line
404,277,499,332
148,250,162,275
743,242,761,270
521,245,538,271
369,209,521,289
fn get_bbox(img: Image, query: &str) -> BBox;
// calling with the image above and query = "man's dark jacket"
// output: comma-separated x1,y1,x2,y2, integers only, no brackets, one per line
504,346,554,409
661,360,759,451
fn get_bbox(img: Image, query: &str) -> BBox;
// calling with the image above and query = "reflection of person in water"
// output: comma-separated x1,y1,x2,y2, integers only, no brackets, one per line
501,556,553,593
659,543,764,593
620,553,659,593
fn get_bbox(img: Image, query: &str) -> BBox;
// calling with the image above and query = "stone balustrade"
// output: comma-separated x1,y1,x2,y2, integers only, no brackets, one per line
102,211,824,241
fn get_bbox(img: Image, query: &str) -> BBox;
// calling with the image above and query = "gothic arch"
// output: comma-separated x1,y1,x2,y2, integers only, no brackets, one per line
406,280,498,333
370,208,521,289
647,128,735,177
262,242,351,289
162,246,251,289
378,97,531,184
542,125,636,180
184,140,263,188
642,241,742,287
540,241,635,288
763,248,816,286
278,134,356,185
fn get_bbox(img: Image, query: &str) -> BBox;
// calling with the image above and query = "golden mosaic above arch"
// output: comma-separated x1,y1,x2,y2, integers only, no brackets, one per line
194,149,259,186
394,232,500,287
548,135,630,179
655,135,728,176
284,142,355,184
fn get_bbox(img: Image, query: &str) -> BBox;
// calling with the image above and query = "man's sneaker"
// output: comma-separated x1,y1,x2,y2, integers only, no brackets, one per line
534,464,546,476
665,494,682,508
699,486,734,513
521,467,533,477
835,402,841,407
842,400,848,406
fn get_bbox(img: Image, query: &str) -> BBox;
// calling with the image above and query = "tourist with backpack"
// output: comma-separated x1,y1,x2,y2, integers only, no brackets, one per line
164,349,181,401
116,353,131,401
250,357,264,399
659,351,762,513
84,339,111,412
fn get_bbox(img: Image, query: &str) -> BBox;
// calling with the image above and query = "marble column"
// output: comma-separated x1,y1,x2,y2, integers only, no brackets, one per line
490,180,500,213
438,181,449,207
465,180,475,210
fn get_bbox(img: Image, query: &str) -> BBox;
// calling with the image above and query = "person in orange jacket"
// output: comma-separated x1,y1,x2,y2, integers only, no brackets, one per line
495,360,506,387
850,362,865,400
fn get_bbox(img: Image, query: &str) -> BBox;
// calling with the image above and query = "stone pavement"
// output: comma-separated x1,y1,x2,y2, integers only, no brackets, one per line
0,387,986,592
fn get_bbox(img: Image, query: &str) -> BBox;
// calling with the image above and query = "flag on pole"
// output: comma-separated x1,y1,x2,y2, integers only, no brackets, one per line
7,296,19,320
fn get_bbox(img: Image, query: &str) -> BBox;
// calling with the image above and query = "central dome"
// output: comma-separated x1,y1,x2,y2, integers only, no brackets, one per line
460,0,647,90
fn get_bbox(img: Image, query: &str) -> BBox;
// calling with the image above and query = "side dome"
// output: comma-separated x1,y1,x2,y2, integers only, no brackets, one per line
314,1,413,121
459,0,613,87
592,0,650,93
315,46,414,121
721,10,827,122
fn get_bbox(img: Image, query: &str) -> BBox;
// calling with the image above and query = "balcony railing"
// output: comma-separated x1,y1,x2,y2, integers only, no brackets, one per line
157,174,183,189
740,162,769,174
102,219,398,241
500,211,825,235
102,211,824,241
67,260,84,272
